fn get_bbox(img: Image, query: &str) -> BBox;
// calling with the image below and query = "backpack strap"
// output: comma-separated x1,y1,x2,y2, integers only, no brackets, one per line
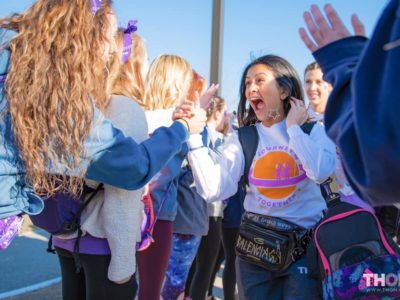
300,121,317,135
72,183,104,272
238,122,316,187
46,183,104,274
300,121,340,207
237,121,318,191
64,183,104,234
238,125,259,188
149,182,173,234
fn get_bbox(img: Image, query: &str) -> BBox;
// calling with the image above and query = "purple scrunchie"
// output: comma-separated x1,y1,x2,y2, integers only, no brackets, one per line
90,0,102,15
121,20,138,64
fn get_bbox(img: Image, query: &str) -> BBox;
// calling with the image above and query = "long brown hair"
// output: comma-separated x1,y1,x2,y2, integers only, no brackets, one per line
1,0,114,196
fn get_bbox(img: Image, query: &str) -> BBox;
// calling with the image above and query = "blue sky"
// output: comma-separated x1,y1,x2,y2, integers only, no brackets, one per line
1,1,386,111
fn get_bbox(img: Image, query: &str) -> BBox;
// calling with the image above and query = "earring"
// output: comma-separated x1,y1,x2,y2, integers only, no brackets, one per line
268,108,281,120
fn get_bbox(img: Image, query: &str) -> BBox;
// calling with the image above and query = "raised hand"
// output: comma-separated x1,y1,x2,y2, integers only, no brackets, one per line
286,97,308,129
299,4,365,52
185,96,207,134
199,83,219,110
172,99,195,120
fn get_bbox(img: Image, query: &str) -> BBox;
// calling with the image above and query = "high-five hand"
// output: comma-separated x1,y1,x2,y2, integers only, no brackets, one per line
186,96,207,134
299,4,365,52
199,83,219,110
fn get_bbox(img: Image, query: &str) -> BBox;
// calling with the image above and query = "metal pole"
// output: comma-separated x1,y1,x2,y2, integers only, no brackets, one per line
210,0,224,87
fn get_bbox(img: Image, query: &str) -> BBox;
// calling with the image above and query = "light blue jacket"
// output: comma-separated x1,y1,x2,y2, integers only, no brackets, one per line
0,29,189,219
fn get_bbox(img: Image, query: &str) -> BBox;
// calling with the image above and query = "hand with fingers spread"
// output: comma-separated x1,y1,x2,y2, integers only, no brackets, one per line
286,97,308,129
299,4,365,52
174,83,218,120
199,83,219,110
297,1,400,206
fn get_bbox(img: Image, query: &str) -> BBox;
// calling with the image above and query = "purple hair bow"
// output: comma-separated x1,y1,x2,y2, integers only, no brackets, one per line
90,0,102,15
121,20,138,64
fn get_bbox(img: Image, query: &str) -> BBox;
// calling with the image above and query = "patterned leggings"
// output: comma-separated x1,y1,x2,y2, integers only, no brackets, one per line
161,234,201,300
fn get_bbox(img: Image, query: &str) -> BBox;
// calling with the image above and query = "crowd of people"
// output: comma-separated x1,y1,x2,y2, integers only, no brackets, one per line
0,0,399,300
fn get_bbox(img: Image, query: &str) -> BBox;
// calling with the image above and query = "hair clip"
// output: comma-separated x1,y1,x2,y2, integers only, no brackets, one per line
121,20,138,64
90,0,102,15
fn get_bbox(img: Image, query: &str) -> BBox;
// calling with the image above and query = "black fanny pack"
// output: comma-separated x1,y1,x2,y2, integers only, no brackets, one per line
235,211,312,273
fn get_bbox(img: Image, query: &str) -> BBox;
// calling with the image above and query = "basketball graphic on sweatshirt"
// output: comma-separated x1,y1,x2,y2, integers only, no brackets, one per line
248,147,306,209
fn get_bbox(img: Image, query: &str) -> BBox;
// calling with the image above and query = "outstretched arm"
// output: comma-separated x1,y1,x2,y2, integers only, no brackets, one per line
298,2,400,206
299,4,365,52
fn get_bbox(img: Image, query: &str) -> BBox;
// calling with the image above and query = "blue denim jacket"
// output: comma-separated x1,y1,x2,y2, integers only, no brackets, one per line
0,29,189,219
150,144,187,221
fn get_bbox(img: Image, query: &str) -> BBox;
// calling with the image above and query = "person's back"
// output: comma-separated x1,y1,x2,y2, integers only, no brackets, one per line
51,21,148,298
137,55,201,300
79,95,147,282
0,3,207,299
0,1,206,222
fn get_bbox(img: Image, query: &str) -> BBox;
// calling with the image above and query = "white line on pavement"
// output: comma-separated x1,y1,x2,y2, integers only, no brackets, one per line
0,277,61,299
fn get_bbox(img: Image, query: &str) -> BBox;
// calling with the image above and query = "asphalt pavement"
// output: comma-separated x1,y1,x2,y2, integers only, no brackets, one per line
0,216,229,299
0,216,61,300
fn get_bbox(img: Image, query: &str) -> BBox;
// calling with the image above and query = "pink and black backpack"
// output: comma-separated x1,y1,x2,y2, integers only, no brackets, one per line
308,199,400,300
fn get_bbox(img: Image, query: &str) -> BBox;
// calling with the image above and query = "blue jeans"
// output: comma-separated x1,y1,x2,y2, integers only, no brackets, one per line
236,255,320,300
162,234,202,300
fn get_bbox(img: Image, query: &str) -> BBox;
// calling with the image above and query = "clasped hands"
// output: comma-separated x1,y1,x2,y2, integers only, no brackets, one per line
173,84,219,134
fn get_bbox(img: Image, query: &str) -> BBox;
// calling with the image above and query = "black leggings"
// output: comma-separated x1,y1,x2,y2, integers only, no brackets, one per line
208,227,240,300
55,247,137,300
185,217,222,300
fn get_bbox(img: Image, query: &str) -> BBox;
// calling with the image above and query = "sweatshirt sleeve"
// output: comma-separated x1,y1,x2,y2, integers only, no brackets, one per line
145,108,175,134
312,36,367,146
84,108,188,190
312,0,400,205
287,123,336,183
187,132,244,202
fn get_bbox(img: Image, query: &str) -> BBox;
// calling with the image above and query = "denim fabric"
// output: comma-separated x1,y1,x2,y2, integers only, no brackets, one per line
162,233,202,300
150,144,187,221
236,255,320,300
0,35,44,218
0,27,188,220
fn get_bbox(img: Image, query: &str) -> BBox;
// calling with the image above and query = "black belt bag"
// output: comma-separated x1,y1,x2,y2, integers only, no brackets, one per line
235,211,311,273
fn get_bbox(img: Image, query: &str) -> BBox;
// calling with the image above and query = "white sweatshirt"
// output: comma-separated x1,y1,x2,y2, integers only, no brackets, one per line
187,120,336,228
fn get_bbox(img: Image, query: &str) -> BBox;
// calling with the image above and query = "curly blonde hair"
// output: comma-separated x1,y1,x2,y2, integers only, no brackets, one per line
142,54,193,110
1,0,114,196
111,30,148,105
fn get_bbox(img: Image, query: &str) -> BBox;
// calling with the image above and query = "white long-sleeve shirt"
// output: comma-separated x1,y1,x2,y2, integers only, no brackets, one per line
187,120,336,228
